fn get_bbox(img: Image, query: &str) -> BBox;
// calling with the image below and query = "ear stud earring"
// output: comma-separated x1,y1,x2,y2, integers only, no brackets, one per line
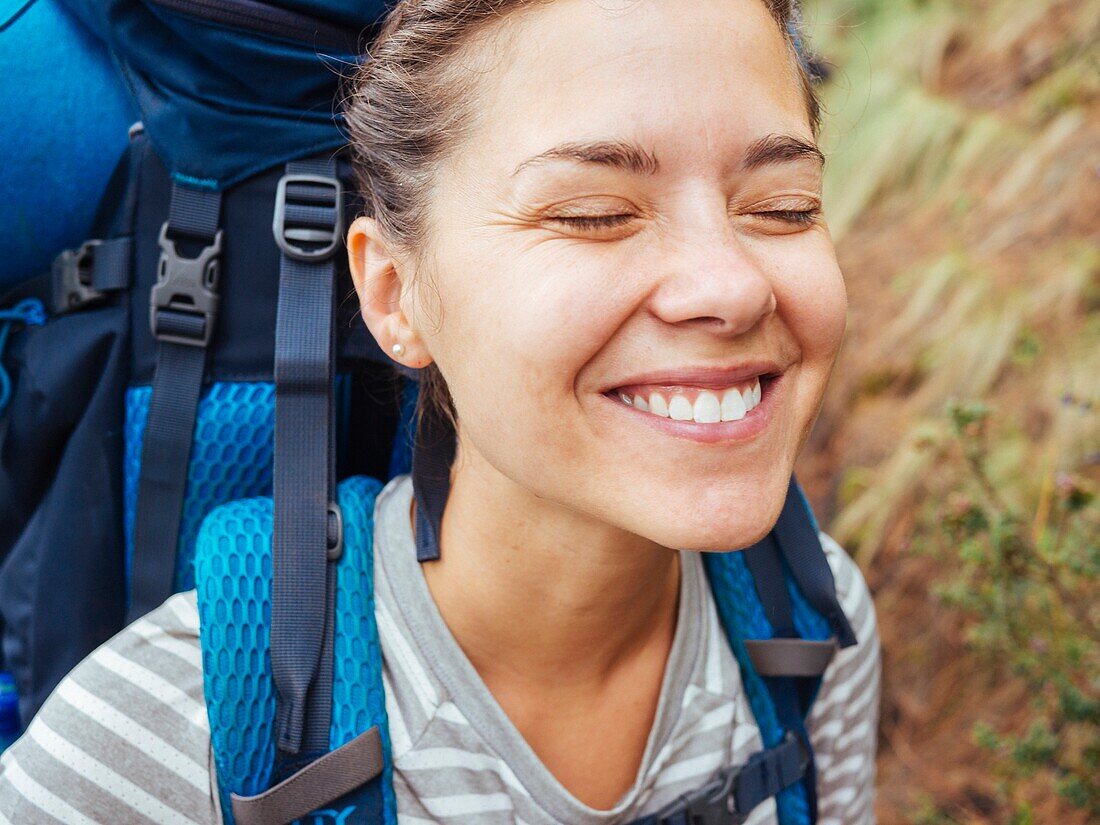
391,343,406,358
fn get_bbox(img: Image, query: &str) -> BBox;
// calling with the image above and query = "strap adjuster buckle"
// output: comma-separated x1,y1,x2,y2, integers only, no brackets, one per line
52,240,105,314
326,503,344,562
150,222,222,347
273,173,343,262
653,765,744,825
651,731,811,825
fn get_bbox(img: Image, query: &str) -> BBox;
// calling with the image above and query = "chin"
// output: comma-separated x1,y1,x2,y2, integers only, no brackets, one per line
662,520,776,553
632,492,788,553
648,466,794,549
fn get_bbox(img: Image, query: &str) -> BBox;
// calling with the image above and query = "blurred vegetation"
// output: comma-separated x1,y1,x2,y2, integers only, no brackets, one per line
798,0,1099,821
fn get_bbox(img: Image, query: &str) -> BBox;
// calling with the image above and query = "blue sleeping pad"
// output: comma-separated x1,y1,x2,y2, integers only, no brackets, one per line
0,0,134,286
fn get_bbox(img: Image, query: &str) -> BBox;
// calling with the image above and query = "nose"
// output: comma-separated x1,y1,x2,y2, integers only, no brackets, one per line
646,220,777,337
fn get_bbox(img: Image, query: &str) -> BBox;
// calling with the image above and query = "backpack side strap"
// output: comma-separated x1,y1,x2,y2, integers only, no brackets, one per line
230,727,384,825
744,638,837,678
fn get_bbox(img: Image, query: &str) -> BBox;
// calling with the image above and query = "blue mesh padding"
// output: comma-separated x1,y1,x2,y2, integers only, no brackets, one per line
331,475,398,822
196,477,397,824
785,481,835,708
195,495,277,820
125,381,276,595
705,548,813,824
704,551,783,738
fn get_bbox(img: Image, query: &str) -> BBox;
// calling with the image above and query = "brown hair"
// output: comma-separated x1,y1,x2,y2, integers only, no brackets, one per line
344,0,821,432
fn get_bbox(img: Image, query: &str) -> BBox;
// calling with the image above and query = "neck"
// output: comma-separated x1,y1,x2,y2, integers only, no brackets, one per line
417,436,681,692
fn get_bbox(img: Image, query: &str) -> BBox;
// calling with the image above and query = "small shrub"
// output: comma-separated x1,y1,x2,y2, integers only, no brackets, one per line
920,400,1099,819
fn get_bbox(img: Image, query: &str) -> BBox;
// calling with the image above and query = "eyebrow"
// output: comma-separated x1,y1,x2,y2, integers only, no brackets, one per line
511,133,824,177
741,133,825,171
512,140,660,176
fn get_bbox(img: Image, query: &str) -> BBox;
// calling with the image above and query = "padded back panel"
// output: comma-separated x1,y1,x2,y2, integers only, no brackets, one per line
195,476,397,824
125,381,276,594
195,495,277,812
330,475,398,822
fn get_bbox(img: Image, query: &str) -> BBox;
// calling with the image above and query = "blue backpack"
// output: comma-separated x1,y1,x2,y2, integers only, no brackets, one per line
0,0,394,722
191,400,858,825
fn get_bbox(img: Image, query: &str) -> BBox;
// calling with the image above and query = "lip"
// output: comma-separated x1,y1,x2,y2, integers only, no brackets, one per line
602,360,786,393
598,371,784,445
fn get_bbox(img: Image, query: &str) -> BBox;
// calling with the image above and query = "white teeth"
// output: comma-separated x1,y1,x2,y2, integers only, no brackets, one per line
721,388,747,421
648,392,669,417
668,395,694,421
616,377,765,425
693,392,721,423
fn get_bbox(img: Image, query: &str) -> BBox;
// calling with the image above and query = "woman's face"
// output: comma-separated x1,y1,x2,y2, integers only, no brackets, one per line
373,0,846,551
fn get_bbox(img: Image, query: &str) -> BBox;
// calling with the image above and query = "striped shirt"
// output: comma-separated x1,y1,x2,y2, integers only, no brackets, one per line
0,473,880,824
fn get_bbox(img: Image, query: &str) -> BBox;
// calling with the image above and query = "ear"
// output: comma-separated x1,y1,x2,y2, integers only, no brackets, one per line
347,216,433,368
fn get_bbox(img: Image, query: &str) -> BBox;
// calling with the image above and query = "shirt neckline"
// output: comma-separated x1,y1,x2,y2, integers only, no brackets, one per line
374,473,707,823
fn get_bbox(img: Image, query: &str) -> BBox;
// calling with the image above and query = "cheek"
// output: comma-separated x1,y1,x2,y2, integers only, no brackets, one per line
460,245,633,388
774,245,847,362
423,243,631,447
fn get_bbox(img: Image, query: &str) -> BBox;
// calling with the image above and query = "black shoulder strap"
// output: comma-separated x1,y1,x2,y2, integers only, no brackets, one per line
269,158,344,758
410,401,455,562
772,481,857,649
128,185,222,621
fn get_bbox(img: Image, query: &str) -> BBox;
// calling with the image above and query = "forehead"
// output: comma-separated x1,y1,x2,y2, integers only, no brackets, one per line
450,0,810,182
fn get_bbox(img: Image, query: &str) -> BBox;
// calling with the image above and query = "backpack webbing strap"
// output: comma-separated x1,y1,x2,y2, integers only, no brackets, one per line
739,481,854,825
270,158,343,756
129,185,222,621
773,481,857,649
742,535,837,678
230,726,384,825
410,401,455,562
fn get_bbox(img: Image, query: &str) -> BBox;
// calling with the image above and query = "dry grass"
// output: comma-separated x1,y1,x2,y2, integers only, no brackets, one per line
798,0,1099,820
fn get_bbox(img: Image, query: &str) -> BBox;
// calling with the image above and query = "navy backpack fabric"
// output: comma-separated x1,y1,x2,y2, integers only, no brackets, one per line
62,0,390,191
0,0,397,722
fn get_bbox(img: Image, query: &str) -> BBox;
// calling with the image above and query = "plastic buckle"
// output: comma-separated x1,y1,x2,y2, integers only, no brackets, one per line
653,765,745,825
52,240,105,314
326,503,344,562
273,173,343,262
149,222,222,347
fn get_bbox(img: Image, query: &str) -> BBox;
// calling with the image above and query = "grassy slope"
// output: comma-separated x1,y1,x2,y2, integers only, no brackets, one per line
798,0,1099,821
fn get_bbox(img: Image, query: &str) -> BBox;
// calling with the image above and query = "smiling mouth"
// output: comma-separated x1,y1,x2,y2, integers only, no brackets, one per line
603,374,776,425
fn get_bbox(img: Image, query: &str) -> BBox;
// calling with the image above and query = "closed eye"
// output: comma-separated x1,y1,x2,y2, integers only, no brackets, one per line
755,208,820,225
546,214,635,230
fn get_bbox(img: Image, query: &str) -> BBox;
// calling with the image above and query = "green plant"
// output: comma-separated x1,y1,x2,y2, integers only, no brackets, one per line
923,400,1099,818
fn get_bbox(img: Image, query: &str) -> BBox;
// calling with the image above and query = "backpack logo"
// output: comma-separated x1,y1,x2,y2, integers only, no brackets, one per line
294,807,356,825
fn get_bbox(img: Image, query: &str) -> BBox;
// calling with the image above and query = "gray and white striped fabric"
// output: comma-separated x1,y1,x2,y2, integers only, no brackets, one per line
0,473,880,824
